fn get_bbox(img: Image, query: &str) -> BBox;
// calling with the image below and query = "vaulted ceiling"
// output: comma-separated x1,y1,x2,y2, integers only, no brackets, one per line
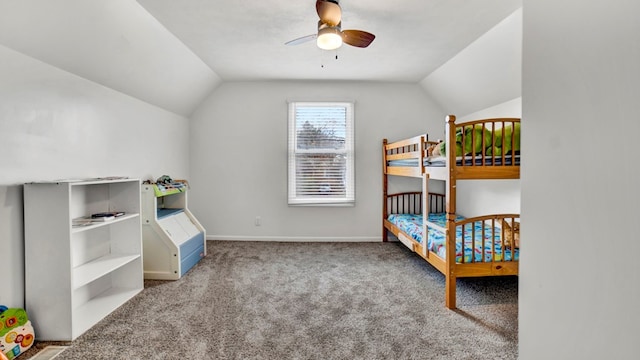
137,0,522,82
0,0,521,116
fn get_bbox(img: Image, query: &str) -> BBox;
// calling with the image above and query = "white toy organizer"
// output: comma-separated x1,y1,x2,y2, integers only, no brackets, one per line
141,183,206,280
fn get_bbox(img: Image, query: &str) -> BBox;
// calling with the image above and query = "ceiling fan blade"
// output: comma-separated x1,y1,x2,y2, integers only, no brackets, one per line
316,0,341,26
285,34,317,46
341,29,376,48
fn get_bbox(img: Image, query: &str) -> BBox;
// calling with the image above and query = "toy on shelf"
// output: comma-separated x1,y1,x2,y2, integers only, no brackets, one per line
143,175,190,197
0,306,35,359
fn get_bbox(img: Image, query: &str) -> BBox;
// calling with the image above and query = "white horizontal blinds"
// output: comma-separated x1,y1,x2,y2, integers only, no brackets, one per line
288,102,355,205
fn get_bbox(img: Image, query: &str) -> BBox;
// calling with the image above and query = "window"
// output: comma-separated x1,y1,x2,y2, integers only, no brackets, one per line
288,101,355,206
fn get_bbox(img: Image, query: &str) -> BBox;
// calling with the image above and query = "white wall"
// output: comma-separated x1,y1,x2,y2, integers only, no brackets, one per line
520,1,640,358
458,97,521,123
189,81,443,241
455,98,522,217
0,44,191,308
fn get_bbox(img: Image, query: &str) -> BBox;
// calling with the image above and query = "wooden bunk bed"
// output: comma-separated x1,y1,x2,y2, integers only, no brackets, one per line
382,115,520,309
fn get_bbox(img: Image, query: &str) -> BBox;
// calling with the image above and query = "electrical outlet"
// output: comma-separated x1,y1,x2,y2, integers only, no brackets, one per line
255,216,261,226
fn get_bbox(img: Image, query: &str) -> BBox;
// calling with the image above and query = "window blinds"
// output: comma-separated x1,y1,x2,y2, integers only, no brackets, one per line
288,102,355,206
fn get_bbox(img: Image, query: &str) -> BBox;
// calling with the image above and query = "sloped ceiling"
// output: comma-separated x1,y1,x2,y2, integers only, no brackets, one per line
136,0,522,82
421,8,522,116
0,0,221,116
0,0,522,115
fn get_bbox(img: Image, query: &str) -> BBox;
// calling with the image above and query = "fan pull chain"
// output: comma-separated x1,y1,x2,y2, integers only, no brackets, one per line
319,50,339,68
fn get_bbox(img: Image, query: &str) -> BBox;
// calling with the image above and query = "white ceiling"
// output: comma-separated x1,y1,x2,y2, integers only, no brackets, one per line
0,0,521,116
136,0,522,82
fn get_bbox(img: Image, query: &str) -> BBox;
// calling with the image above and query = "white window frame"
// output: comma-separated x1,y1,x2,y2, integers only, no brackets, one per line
287,101,355,206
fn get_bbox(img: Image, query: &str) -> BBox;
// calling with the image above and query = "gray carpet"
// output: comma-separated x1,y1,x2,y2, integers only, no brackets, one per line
24,240,518,359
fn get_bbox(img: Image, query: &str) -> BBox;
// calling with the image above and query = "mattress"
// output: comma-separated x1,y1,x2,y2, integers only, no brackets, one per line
387,154,520,168
388,213,519,262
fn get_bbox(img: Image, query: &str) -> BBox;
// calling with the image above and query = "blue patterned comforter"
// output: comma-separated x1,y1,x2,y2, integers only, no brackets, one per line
388,213,518,262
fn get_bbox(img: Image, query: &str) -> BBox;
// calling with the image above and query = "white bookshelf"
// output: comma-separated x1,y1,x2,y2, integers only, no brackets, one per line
141,183,206,280
23,178,143,341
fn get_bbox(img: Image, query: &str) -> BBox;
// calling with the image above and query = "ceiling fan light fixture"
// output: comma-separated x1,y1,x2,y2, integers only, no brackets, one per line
317,26,342,50
285,1,374,49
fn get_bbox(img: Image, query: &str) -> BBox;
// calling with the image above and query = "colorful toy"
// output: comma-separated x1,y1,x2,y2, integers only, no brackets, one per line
0,306,34,359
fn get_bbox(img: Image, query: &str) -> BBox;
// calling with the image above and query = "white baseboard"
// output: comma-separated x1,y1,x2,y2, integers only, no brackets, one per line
207,235,381,242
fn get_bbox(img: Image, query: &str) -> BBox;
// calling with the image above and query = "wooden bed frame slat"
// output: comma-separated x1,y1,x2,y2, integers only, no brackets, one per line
385,167,423,178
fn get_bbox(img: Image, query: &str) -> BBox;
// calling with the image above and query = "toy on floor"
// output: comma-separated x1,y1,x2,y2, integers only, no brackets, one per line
0,306,34,359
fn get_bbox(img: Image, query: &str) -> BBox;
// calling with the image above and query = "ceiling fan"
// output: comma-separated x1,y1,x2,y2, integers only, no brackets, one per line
285,0,375,50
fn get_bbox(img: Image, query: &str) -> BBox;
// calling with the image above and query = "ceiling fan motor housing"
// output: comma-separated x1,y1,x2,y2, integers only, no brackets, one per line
318,20,341,32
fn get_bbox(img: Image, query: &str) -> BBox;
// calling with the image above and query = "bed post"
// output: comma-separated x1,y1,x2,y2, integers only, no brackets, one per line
421,135,429,258
382,139,388,242
445,115,458,309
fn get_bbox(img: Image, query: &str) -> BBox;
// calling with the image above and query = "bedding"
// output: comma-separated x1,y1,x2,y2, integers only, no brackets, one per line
437,124,493,156
387,153,520,167
388,213,518,262
487,122,521,156
436,122,520,158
